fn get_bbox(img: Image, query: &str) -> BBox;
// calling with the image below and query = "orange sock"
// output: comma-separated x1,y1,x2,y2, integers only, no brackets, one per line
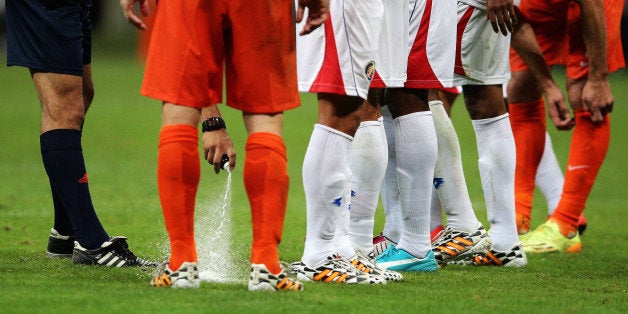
157,124,200,270
551,109,610,236
244,132,289,274
509,99,546,224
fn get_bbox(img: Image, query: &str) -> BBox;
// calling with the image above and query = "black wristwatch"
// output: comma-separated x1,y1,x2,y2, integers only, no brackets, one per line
202,117,226,132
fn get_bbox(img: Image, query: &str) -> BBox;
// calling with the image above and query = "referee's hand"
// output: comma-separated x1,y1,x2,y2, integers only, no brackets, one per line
121,0,150,30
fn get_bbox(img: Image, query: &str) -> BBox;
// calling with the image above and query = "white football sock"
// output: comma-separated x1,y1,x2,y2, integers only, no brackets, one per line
472,114,519,251
536,132,564,214
302,124,352,266
348,120,388,256
429,100,480,233
394,111,437,258
334,188,356,259
380,106,402,243
430,187,443,231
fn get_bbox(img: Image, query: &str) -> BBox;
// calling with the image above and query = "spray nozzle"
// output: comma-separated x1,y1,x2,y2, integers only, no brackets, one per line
220,154,231,173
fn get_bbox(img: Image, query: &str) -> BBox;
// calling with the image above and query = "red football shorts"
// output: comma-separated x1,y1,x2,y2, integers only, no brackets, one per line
141,0,300,113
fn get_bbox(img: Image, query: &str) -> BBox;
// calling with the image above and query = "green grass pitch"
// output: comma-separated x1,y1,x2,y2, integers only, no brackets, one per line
1,37,627,313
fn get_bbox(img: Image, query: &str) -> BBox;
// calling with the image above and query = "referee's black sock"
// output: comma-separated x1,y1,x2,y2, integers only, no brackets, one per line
40,129,109,249
49,180,73,237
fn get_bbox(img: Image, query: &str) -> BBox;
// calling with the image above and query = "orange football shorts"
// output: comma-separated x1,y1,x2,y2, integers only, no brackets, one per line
510,0,625,79
141,0,300,113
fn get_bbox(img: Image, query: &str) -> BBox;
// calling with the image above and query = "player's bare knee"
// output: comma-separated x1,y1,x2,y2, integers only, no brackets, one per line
507,71,542,102
41,97,86,130
384,88,429,117
464,96,506,120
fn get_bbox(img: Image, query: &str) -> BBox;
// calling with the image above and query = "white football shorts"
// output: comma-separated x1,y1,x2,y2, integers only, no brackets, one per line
371,0,409,88
453,2,511,86
405,0,457,89
296,0,384,99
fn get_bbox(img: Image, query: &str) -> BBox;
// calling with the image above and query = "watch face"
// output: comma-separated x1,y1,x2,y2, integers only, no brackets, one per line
203,117,225,132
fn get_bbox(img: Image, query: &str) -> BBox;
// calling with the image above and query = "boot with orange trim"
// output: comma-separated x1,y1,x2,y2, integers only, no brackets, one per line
453,243,527,267
248,263,304,291
290,254,385,285
431,223,492,266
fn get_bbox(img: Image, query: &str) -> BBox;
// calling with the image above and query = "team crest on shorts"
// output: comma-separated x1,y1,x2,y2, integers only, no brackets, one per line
365,61,375,81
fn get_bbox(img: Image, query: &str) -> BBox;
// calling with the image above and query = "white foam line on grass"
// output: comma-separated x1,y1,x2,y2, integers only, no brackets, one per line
196,172,243,284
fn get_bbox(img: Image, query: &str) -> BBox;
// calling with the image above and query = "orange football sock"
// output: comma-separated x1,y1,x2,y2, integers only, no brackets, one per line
551,109,610,236
509,99,546,224
244,132,289,275
157,124,200,270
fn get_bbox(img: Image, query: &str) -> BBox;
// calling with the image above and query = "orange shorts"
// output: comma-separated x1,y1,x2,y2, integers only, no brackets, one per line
510,0,625,80
141,0,299,113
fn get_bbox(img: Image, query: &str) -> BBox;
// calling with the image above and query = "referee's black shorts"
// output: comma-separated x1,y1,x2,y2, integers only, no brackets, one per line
6,0,93,76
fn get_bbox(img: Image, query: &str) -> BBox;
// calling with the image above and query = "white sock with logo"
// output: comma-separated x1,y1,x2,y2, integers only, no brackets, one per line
472,114,518,251
380,106,402,243
302,124,352,266
430,100,480,233
348,120,388,256
394,111,437,258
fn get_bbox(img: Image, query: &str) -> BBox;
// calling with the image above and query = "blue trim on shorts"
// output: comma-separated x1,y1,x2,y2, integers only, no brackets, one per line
6,0,92,76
